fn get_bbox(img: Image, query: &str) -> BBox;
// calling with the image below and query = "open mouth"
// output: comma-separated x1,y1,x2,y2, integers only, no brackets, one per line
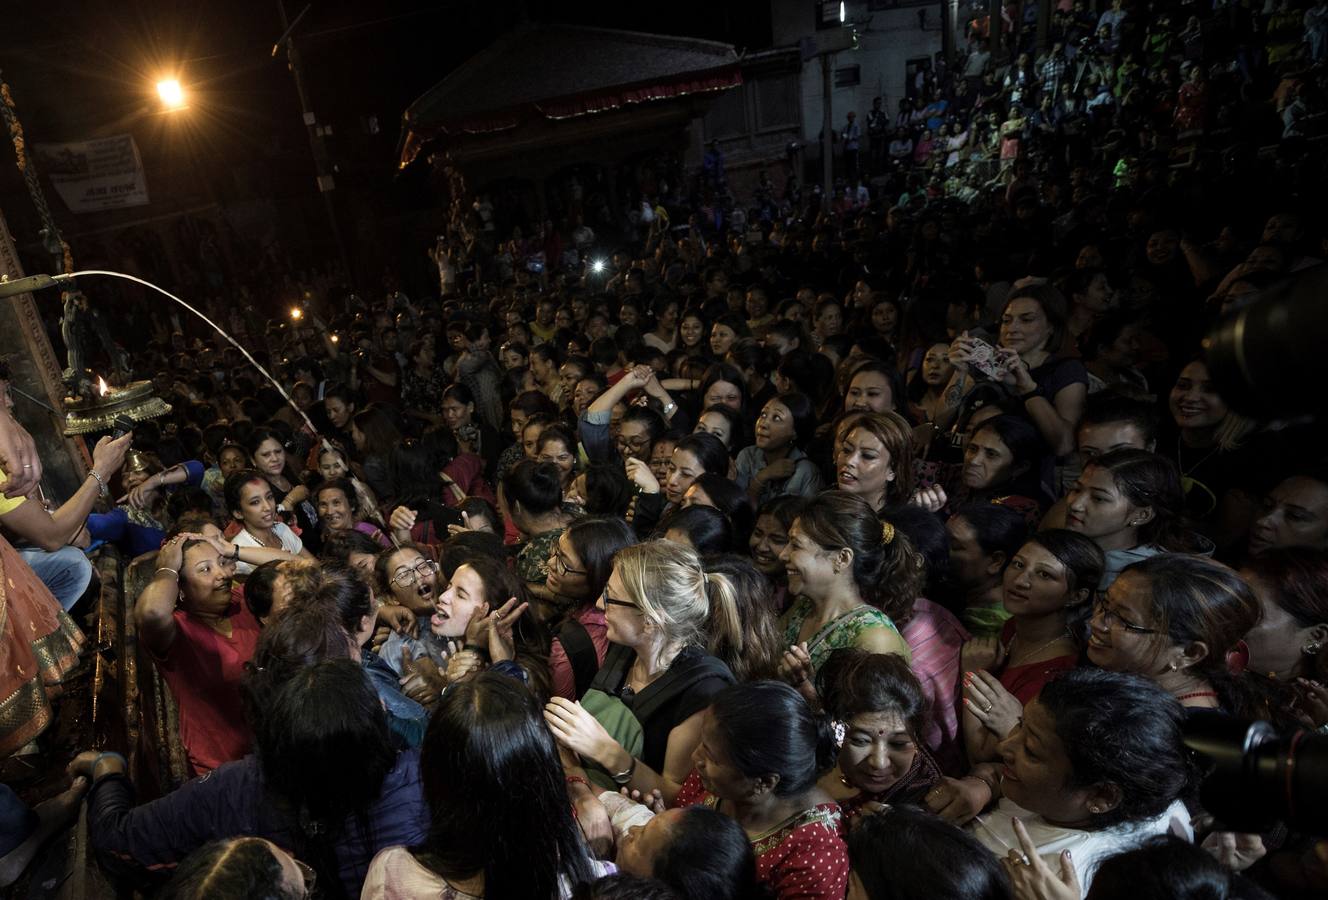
1087,631,1110,650
838,469,857,485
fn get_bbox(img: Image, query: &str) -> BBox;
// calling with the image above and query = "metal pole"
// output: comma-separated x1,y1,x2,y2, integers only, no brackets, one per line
821,52,834,210
277,1,352,286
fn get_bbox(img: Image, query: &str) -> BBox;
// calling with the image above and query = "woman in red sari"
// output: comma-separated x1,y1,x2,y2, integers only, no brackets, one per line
672,681,848,900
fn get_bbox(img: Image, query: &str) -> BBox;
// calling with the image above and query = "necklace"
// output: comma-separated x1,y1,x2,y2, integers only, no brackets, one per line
244,527,280,549
1175,690,1219,702
1175,435,1220,479
1008,629,1072,667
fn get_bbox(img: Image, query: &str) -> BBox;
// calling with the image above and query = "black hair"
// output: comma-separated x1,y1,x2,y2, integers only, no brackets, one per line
224,469,274,520
711,313,751,343
673,432,730,480
563,517,637,607
158,837,301,900
1078,391,1160,447
846,806,1011,900
698,363,751,418
350,406,403,459
501,459,564,516
510,389,560,420
441,382,476,407
244,560,283,622
528,342,565,366
580,462,635,518
660,504,733,555
253,661,394,900
315,477,360,517
709,681,833,797
796,492,915,621
776,351,834,407
571,874,680,900
881,505,950,598
457,496,502,533
650,806,756,900
319,528,383,567
621,406,667,445
755,494,809,532
1083,449,1193,552
698,554,782,682
725,338,769,377
559,352,592,377
1023,529,1105,599
688,474,754,548
818,648,929,744
971,415,1047,490
312,565,374,642
389,430,460,506
1038,668,1192,830
765,391,817,447
952,503,1030,563
415,673,597,897
695,404,746,453
1118,555,1264,718
1086,834,1277,900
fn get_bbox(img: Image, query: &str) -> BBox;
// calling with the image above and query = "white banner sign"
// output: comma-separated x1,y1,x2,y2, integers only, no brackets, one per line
33,135,150,213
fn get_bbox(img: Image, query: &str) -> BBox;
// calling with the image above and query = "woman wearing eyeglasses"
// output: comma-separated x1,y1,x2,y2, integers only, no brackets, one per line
1087,554,1263,714
545,517,638,700
543,540,740,803
373,544,450,680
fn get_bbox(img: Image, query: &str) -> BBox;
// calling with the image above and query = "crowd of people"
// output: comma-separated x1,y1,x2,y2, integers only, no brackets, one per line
1,0,1328,897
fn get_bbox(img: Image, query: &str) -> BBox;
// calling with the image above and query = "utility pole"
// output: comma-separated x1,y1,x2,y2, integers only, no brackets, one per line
274,1,352,286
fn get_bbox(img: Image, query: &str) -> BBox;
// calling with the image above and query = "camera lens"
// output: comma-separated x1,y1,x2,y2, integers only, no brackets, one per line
1203,264,1328,418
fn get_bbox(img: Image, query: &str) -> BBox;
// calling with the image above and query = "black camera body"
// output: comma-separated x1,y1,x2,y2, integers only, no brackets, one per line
1185,711,1328,834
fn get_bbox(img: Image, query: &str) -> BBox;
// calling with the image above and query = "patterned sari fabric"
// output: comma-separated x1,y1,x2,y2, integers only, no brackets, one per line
781,596,905,673
0,533,85,755
675,770,850,900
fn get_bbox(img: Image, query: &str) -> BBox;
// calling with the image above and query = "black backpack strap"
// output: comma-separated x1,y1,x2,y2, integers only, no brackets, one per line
559,619,600,699
631,651,734,723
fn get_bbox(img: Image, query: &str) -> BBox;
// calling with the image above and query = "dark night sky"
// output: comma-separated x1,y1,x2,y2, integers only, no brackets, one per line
0,0,770,277
0,0,770,175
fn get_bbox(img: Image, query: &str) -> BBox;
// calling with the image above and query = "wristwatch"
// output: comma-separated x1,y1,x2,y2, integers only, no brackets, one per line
610,756,638,785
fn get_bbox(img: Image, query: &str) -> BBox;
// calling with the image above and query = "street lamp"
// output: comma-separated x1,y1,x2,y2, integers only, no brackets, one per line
156,78,186,111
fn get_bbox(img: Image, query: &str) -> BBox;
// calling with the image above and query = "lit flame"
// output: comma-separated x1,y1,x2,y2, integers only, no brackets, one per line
290,307,303,320
96,376,109,397
330,334,339,343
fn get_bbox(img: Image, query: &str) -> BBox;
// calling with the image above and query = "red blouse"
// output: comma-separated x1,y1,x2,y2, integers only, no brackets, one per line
674,770,849,900
997,620,1078,705
151,590,260,775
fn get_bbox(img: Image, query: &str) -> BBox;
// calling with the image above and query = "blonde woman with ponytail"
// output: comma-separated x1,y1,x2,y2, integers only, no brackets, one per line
545,540,737,805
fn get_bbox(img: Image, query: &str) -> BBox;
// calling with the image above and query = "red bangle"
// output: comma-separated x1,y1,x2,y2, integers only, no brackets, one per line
565,775,589,789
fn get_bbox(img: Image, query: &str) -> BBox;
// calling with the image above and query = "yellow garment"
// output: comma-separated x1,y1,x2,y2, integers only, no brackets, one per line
0,466,27,515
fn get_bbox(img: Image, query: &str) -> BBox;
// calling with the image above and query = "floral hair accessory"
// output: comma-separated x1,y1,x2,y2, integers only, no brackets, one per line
881,521,895,545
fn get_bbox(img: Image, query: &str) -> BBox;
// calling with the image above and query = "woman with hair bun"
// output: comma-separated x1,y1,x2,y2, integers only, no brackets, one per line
672,681,849,900
1087,553,1263,714
816,649,942,818
501,459,575,611
777,493,912,696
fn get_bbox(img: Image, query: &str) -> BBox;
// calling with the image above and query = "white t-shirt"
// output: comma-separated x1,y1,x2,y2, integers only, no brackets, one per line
230,522,303,575
969,797,1192,898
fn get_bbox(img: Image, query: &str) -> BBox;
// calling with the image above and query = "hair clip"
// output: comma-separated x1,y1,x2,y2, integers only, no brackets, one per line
881,521,895,545
831,719,847,750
